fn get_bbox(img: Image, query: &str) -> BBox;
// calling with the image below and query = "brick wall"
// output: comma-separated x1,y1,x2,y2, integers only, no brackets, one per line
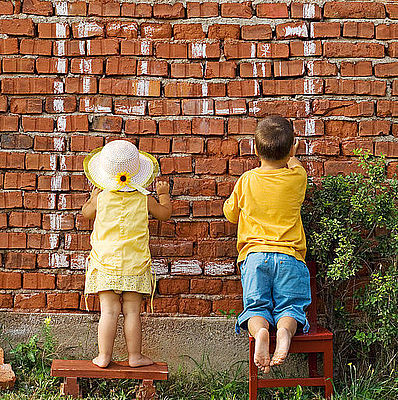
1,0,398,316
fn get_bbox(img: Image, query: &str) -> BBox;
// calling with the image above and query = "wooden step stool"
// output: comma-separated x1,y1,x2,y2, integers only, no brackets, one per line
51,359,168,400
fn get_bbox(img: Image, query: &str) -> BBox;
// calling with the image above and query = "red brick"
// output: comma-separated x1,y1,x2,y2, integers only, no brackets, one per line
221,2,252,18
158,279,189,295
150,296,178,314
88,1,120,16
35,58,67,74
0,1,13,14
2,77,63,94
389,43,398,58
70,58,104,74
227,80,260,97
187,2,218,18
192,118,224,136
121,39,153,56
224,40,257,59
171,200,190,217
239,138,255,155
164,82,225,98
0,294,13,308
65,77,97,94
114,99,145,115
105,21,138,39
290,41,322,57
125,119,157,135
37,175,69,191
0,272,21,289
274,60,305,77
57,193,87,210
341,61,372,77
47,293,80,310
257,42,289,58
55,1,87,16
10,98,41,114
121,3,152,17
159,120,191,136
359,121,391,137
24,192,56,209
375,142,398,157
325,79,386,96
171,63,202,78
205,61,236,78
324,42,384,58
14,293,46,309
193,200,224,216
179,298,211,316
160,157,192,174
45,97,77,113
197,239,237,258
4,173,35,190
155,42,187,58
213,299,243,315
222,280,243,295
342,138,373,156
141,23,172,39
175,221,208,239
307,60,338,77
99,78,160,96
375,62,398,78
263,78,323,96
0,232,26,248
91,116,122,133
25,154,56,170
387,4,398,19
208,24,240,39
20,39,52,55
53,40,85,57
0,152,24,169
343,22,374,38
256,3,288,18
240,62,272,78
217,180,236,197
0,38,18,54
241,24,272,40
294,119,325,137
313,100,374,117
137,60,168,76
150,240,193,257
291,3,321,19
0,18,34,36
148,100,180,116
72,21,104,38
215,100,247,116
195,158,227,175
249,100,308,118
324,2,385,19
182,99,213,116
173,177,215,196
56,115,88,132
79,97,112,113
23,273,55,289
38,22,70,39
209,221,237,237
153,3,184,18
172,137,204,154
86,38,119,56
0,115,19,131
297,138,340,156
3,58,34,74
190,278,222,294
228,118,257,135
57,274,85,290
5,253,36,270
310,22,340,38
276,22,308,39
173,24,205,39
229,158,259,175
139,138,170,154
188,41,220,59
22,0,53,15
22,117,54,133
387,162,398,178
324,120,358,138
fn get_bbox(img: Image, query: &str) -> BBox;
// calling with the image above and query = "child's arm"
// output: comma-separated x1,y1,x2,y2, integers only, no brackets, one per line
287,140,303,168
148,181,172,221
81,187,101,220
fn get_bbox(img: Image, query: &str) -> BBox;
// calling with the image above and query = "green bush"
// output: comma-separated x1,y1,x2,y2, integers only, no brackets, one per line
303,150,398,372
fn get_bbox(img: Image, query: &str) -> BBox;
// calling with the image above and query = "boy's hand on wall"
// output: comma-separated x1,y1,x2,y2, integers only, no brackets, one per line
293,140,299,157
156,181,170,196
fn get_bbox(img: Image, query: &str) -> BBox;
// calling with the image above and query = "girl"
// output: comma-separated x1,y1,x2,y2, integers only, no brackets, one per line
81,139,172,368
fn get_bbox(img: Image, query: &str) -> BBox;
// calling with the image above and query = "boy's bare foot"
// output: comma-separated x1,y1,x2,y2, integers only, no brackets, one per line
128,354,153,368
270,327,293,367
92,354,111,368
254,328,271,373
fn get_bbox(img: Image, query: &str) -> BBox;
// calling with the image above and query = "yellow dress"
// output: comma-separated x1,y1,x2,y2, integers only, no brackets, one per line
84,190,153,295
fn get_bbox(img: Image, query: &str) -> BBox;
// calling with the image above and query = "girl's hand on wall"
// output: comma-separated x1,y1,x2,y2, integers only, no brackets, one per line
156,181,170,196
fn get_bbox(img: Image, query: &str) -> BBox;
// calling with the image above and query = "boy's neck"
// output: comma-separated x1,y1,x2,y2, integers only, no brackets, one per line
259,157,288,171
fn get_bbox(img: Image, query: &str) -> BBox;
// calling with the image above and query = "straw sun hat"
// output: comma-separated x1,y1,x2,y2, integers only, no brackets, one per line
83,140,159,195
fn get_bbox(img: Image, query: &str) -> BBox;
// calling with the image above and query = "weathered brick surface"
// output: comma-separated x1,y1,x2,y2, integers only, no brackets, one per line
0,0,397,315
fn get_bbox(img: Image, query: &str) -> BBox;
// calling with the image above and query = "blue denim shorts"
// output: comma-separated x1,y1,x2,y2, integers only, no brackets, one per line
236,252,311,334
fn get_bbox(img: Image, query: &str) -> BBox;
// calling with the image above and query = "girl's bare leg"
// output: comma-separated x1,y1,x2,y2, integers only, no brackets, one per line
248,316,271,373
93,290,121,368
270,316,297,366
122,292,153,368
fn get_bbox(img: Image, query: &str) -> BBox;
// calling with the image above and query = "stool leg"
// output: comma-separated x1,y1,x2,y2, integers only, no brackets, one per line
323,342,334,399
136,379,156,400
60,377,80,398
308,353,318,377
249,336,258,400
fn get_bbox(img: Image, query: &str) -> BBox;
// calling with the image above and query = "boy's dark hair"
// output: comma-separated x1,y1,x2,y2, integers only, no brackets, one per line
255,116,294,161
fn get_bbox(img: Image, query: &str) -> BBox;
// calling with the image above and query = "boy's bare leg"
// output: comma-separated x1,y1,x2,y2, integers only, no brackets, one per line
93,290,121,368
270,316,297,366
122,292,153,368
248,316,271,373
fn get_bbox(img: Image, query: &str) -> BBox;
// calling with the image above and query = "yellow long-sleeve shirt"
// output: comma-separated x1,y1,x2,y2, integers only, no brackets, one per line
223,166,307,264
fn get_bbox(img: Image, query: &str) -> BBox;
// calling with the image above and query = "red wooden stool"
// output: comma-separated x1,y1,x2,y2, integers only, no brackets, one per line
248,262,333,399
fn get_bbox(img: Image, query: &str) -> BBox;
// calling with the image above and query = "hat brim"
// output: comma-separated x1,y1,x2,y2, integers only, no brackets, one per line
83,147,159,192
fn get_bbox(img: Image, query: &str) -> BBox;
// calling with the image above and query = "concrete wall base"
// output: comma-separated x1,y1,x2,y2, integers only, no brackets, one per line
0,312,306,377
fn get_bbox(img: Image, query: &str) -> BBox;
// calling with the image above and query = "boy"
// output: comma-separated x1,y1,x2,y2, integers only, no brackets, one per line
223,115,311,374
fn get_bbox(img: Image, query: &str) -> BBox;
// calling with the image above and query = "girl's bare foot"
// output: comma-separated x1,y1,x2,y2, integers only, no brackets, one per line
254,328,271,373
128,354,153,368
92,354,111,368
270,327,293,367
